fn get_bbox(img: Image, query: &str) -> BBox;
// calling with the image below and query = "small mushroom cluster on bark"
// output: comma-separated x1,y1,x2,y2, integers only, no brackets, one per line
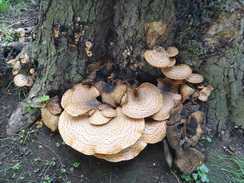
6,52,36,88
41,46,213,174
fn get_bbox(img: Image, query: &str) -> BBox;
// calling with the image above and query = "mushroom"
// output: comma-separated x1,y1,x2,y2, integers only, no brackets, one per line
89,110,113,125
156,77,180,94
13,60,22,71
94,80,128,108
58,107,145,155
143,46,172,68
122,82,163,118
20,53,30,64
140,118,167,144
174,147,205,174
180,84,196,102
185,73,204,84
166,46,179,57
86,50,93,57
197,85,213,102
186,111,204,146
161,64,192,80
30,68,37,80
98,104,117,118
151,91,181,121
13,74,34,87
61,84,101,117
94,140,147,162
41,96,62,132
85,41,92,49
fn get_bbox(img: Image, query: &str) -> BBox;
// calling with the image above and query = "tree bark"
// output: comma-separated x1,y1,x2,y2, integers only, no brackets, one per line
6,0,244,135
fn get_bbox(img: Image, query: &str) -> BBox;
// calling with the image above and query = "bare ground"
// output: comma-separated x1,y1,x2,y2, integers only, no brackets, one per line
0,4,243,183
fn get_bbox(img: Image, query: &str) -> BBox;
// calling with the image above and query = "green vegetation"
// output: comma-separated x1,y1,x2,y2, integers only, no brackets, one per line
210,150,244,182
0,0,9,12
0,0,36,12
181,164,209,183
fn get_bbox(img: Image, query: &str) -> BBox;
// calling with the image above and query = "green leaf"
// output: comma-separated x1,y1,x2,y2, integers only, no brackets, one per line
36,95,50,102
192,173,198,181
181,174,191,181
201,174,209,182
198,164,209,173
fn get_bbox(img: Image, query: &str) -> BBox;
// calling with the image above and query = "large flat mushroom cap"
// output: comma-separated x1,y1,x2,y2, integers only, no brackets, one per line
122,82,163,118
161,64,192,80
58,107,145,155
140,119,167,144
143,49,171,68
61,84,101,117
94,140,147,162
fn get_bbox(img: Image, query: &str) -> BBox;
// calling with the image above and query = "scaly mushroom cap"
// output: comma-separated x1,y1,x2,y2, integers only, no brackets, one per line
166,46,179,57
122,82,163,118
167,58,176,67
151,91,181,121
94,140,147,162
143,47,172,68
94,80,127,108
44,95,62,115
98,104,117,118
140,119,167,144
161,64,192,80
89,110,112,125
61,84,101,117
185,73,204,84
180,84,196,102
13,74,29,87
58,107,145,155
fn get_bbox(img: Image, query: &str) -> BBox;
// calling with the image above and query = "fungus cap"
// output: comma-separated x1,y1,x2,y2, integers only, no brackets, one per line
122,82,163,118
61,84,101,117
161,64,192,80
41,104,59,132
94,140,147,162
185,73,204,84
58,107,145,155
180,84,196,102
89,110,112,125
143,48,172,68
140,119,167,144
98,104,117,118
13,74,29,87
151,91,181,121
166,46,179,57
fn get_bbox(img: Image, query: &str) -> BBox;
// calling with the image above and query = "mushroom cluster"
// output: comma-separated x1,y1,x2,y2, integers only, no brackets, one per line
42,46,213,173
6,52,36,87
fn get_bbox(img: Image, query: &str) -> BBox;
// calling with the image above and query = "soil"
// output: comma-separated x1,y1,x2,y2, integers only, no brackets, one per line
0,3,243,183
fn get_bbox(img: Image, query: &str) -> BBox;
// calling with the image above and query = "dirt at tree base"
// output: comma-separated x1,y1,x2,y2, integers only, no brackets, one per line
1,3,243,183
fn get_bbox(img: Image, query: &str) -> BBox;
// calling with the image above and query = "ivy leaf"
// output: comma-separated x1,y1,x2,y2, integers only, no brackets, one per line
192,173,198,181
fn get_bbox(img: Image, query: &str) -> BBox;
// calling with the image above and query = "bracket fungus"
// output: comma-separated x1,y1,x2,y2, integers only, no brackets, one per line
161,64,192,80
58,107,145,155
185,73,204,84
166,46,179,57
41,96,62,132
61,84,101,117
122,82,163,119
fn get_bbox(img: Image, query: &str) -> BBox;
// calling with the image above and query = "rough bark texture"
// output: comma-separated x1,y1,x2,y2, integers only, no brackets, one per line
7,0,244,134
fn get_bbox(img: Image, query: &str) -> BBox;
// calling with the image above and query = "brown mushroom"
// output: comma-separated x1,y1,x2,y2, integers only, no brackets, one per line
89,110,112,125
122,82,163,118
98,104,117,118
13,74,34,87
156,77,180,94
94,80,127,108
151,91,181,121
180,84,196,102
94,140,147,162
198,85,213,101
41,96,62,132
58,107,145,155
186,111,204,146
61,84,101,117
20,53,30,64
140,118,167,144
161,64,192,80
185,73,204,84
143,46,172,68
166,46,179,57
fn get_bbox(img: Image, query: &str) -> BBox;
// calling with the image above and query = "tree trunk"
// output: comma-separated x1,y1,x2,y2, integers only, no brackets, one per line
6,0,244,135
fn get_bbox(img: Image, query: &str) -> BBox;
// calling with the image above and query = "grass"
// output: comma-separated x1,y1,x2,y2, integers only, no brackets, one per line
210,149,244,183
0,0,36,13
